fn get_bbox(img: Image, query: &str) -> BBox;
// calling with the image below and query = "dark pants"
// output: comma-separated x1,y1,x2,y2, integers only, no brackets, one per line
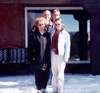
34,68,50,90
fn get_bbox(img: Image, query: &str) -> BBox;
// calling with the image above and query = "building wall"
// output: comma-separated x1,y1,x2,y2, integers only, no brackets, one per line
0,0,100,74
0,4,24,48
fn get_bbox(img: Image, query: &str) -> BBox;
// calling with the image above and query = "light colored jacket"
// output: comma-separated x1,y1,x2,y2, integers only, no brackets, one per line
57,29,71,62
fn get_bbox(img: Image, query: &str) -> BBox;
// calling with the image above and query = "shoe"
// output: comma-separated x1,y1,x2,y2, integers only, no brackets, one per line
41,89,47,93
53,89,58,93
54,92,58,93
37,90,42,93
52,87,58,93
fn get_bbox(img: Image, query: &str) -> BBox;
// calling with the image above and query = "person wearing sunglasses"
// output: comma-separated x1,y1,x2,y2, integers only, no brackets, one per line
51,18,71,93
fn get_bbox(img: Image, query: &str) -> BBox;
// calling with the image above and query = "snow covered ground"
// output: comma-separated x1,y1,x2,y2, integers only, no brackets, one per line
0,74,100,93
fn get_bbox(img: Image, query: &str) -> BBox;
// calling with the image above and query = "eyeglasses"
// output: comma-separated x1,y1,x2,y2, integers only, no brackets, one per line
55,24,61,26
38,24,45,26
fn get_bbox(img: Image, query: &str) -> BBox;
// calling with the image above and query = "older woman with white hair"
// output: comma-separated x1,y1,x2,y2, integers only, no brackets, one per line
29,16,51,93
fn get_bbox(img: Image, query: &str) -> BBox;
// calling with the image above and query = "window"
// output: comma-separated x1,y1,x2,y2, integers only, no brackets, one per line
25,6,90,63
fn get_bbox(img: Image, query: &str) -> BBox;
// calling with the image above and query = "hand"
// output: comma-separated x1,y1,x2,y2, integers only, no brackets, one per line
42,64,47,71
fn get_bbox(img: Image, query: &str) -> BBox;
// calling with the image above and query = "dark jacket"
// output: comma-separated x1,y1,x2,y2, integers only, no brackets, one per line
28,28,51,70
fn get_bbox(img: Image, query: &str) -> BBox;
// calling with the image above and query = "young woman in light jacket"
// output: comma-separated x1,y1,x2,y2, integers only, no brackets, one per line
51,18,71,93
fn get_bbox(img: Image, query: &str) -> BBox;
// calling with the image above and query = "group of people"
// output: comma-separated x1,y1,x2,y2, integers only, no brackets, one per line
28,9,71,93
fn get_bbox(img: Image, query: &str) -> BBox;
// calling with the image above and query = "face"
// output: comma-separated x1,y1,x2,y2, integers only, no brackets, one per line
55,20,63,31
37,19,46,32
43,10,51,21
52,11,60,22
